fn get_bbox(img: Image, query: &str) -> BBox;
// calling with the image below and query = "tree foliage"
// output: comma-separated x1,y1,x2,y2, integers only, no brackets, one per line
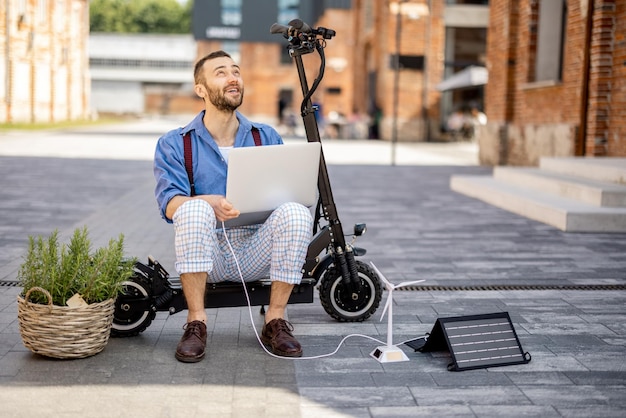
90,0,192,34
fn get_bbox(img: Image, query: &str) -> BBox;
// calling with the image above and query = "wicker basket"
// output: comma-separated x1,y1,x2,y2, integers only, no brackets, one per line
17,287,116,359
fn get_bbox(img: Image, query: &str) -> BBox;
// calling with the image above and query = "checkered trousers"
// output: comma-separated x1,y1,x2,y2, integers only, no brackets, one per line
172,199,312,285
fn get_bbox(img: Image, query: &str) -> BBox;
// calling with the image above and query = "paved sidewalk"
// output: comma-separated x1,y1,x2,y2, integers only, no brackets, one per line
0,119,625,417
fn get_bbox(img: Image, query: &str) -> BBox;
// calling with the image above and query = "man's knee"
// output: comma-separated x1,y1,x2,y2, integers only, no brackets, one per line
173,199,217,276
274,202,313,228
173,199,216,228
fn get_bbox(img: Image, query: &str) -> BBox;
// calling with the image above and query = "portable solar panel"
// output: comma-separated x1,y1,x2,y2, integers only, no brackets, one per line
405,312,531,371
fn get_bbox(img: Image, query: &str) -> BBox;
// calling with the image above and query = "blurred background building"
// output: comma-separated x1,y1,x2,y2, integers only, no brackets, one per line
187,0,490,143
1,0,624,162
1,0,91,123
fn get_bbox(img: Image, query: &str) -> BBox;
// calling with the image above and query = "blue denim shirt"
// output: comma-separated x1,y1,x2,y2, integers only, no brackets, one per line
154,110,284,222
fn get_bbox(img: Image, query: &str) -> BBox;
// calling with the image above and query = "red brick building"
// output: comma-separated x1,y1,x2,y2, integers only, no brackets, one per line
350,1,490,141
352,0,444,141
195,1,490,142
480,0,626,165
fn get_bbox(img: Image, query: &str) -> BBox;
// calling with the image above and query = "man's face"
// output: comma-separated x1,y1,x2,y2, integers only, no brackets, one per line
199,56,244,112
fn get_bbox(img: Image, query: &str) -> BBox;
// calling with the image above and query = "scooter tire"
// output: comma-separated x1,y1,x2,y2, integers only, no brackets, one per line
111,277,156,337
319,260,382,322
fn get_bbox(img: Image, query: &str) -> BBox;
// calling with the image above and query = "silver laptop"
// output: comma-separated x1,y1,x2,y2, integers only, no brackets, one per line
223,142,321,228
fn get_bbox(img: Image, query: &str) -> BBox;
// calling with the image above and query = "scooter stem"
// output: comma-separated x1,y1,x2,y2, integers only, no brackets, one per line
292,45,349,258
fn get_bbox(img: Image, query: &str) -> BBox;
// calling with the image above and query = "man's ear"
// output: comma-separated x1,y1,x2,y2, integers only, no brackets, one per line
194,84,206,99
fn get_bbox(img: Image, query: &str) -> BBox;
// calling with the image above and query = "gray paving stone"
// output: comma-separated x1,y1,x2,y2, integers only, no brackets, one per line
503,371,574,385
429,369,514,386
369,371,436,387
299,386,417,408
408,385,531,406
1,123,626,416
556,406,626,418
471,405,561,417
520,384,626,406
301,406,371,418
563,371,626,386
370,406,476,417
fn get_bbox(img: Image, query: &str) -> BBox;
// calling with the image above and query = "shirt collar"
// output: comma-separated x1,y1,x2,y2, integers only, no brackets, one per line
181,110,253,137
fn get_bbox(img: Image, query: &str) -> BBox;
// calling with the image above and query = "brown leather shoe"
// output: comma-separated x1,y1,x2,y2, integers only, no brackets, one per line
175,320,207,363
261,318,302,357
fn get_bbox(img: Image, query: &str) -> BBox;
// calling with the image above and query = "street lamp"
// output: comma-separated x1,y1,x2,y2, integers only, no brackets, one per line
390,0,406,166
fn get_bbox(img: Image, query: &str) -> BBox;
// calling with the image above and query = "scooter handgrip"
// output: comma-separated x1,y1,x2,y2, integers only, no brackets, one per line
288,18,312,34
270,23,289,35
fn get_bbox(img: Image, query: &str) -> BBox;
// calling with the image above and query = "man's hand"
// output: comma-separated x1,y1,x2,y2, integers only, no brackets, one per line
165,195,240,222
200,195,240,222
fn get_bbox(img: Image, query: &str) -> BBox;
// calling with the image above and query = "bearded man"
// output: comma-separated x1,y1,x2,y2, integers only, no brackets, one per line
154,50,311,363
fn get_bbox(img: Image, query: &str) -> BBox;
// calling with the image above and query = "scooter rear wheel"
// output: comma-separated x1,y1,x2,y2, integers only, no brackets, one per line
319,260,382,322
111,277,156,337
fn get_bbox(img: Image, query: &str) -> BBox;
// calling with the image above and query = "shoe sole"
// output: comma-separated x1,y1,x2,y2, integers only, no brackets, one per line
175,351,205,363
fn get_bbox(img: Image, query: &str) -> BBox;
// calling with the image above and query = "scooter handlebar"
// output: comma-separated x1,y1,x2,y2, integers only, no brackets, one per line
269,19,312,36
270,19,334,40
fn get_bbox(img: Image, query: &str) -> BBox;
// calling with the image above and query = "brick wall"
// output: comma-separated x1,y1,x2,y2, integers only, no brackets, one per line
606,0,625,156
586,0,614,156
482,0,625,165
352,0,444,142
312,9,355,122
484,0,513,124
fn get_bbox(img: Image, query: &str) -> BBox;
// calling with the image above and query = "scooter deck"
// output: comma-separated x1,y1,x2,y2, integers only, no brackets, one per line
166,277,316,311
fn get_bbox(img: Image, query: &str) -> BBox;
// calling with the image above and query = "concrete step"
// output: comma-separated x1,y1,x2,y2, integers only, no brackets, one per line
540,157,626,184
493,166,626,207
450,175,626,232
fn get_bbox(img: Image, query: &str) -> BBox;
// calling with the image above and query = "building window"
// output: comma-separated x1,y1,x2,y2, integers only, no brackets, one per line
445,1,489,4
221,41,241,64
221,0,242,26
37,0,49,24
279,45,292,65
278,0,299,24
363,0,374,31
389,54,425,70
89,58,194,70
533,0,567,82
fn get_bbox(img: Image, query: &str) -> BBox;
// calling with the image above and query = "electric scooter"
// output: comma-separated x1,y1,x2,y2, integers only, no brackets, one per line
111,19,383,337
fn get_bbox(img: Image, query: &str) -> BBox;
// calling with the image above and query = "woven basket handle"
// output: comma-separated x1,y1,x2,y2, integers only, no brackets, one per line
24,287,54,309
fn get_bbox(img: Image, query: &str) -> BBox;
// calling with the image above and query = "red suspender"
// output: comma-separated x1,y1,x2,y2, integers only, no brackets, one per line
183,132,195,196
251,126,261,146
182,126,261,197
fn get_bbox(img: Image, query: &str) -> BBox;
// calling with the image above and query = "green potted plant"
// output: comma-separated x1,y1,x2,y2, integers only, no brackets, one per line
16,226,136,359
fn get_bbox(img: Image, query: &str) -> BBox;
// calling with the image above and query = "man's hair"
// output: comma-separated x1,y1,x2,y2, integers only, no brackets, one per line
194,50,232,85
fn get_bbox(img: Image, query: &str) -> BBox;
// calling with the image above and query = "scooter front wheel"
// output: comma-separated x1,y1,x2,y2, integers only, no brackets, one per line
111,277,156,337
319,260,382,322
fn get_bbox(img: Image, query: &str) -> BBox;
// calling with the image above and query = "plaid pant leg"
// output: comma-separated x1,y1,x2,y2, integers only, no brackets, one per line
172,199,218,275
216,202,312,285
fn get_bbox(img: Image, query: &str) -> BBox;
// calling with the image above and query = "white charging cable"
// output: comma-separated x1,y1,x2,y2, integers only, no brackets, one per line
221,220,387,360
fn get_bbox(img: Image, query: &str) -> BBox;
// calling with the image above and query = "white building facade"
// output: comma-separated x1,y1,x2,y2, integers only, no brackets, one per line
1,0,90,123
89,33,196,115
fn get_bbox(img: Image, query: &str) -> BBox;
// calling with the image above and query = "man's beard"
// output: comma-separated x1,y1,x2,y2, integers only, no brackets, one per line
206,84,244,112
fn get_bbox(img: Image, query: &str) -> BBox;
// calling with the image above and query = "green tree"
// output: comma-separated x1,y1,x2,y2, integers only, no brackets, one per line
90,0,192,34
